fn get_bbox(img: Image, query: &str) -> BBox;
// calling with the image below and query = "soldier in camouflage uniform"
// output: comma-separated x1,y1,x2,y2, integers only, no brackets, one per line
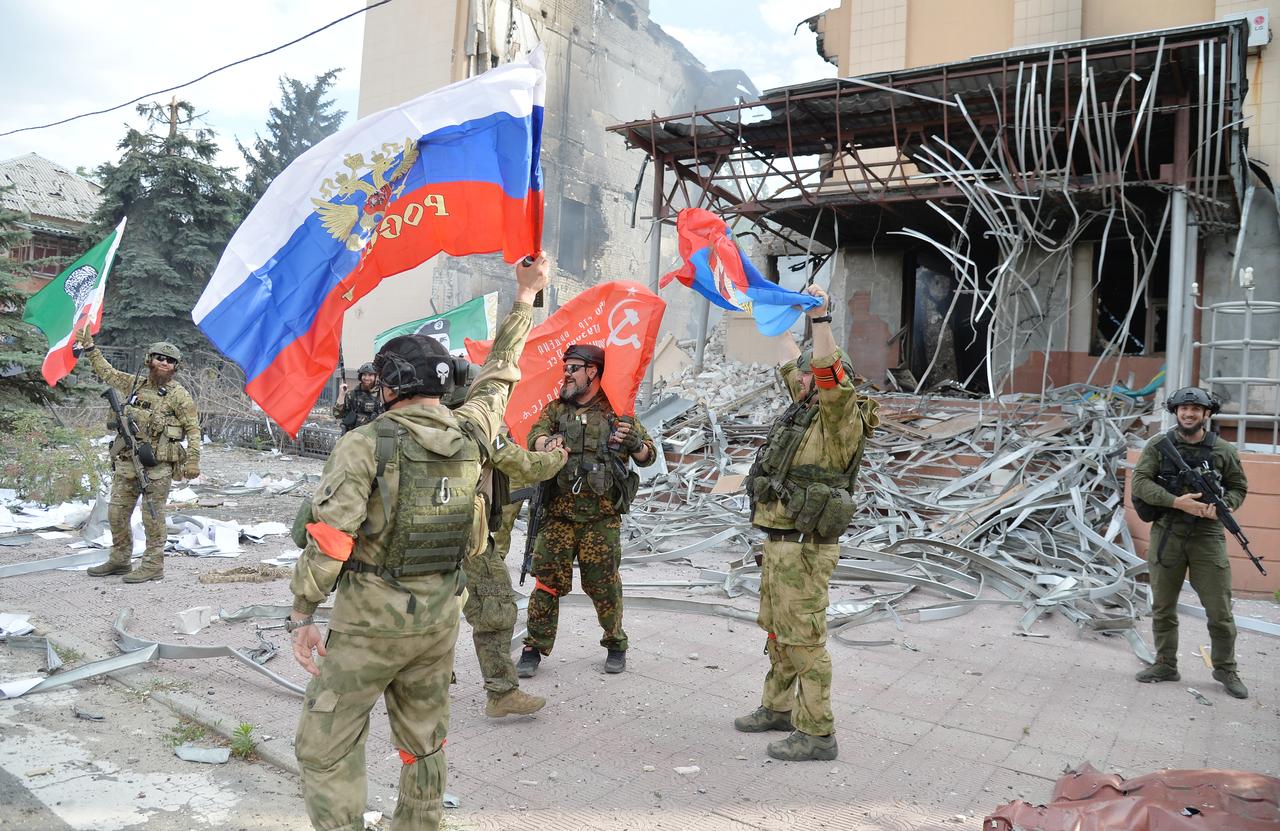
1131,386,1249,699
517,343,657,677
74,331,201,583
288,254,550,831
736,285,880,762
333,362,383,434
443,373,568,718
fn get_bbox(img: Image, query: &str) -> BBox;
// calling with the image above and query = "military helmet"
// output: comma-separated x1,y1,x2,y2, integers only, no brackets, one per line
356,362,377,378
148,341,182,363
1165,386,1220,414
564,343,605,370
375,334,469,398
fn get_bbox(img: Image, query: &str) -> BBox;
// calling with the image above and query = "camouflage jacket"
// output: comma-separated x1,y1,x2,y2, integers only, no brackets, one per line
87,349,200,469
526,391,656,521
750,351,879,531
468,430,566,558
289,302,534,633
333,386,383,432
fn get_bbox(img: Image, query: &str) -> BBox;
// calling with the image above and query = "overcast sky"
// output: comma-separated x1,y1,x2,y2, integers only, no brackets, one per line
0,0,836,179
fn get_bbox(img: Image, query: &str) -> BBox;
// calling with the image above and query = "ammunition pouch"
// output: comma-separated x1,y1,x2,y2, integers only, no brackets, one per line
136,441,158,468
1132,495,1163,523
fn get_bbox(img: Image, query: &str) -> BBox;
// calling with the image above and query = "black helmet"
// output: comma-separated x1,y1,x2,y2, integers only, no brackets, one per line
563,343,605,370
374,335,469,399
356,362,377,378
1165,387,1220,414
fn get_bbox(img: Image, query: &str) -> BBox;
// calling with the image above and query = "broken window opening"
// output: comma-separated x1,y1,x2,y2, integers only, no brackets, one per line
902,248,989,393
1090,235,1170,357
557,196,589,278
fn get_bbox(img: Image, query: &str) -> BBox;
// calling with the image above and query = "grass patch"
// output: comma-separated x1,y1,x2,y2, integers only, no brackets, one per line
165,718,208,747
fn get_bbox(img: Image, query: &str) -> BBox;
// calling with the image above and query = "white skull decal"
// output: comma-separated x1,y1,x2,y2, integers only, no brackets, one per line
435,361,450,387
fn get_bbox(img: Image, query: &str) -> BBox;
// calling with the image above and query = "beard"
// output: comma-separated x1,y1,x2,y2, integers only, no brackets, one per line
149,365,175,386
558,379,580,403
1176,416,1206,438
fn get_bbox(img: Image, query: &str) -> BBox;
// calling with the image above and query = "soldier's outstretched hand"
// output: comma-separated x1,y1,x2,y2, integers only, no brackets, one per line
803,285,831,319
74,326,94,351
515,251,551,303
292,622,327,676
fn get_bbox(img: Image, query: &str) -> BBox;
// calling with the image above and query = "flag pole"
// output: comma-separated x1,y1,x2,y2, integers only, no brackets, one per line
640,159,665,408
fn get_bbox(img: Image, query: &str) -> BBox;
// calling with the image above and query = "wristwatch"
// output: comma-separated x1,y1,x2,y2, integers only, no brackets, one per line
285,616,314,633
811,314,833,324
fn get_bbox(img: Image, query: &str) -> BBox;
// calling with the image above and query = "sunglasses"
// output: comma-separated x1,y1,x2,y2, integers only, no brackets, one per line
563,362,587,375
150,354,177,365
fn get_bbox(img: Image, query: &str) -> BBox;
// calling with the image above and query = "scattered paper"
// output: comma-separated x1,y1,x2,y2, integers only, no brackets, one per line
0,677,42,699
0,613,35,636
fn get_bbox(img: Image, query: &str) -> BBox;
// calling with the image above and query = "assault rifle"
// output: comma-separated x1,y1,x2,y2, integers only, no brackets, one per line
519,481,548,586
102,387,158,520
1156,435,1266,575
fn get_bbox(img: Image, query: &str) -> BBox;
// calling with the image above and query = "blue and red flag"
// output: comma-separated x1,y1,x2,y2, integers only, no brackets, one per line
661,208,820,336
193,49,546,436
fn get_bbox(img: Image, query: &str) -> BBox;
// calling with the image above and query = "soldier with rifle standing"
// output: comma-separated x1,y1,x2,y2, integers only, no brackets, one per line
75,329,201,583
1131,387,1252,699
333,362,383,434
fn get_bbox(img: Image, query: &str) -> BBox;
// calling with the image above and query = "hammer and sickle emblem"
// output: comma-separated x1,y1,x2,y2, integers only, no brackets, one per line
607,300,643,350
341,286,355,303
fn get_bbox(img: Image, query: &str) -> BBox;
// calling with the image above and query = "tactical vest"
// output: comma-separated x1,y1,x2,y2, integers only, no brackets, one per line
342,389,382,432
1133,430,1220,523
553,404,639,513
115,383,188,466
746,389,866,539
344,419,481,610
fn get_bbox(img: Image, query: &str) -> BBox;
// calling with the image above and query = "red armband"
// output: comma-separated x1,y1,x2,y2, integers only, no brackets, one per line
306,522,354,562
812,361,846,390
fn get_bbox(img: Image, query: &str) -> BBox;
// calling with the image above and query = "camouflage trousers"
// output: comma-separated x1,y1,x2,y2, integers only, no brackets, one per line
757,537,838,736
1148,520,1236,672
296,625,457,831
107,462,172,567
524,514,627,654
462,502,523,695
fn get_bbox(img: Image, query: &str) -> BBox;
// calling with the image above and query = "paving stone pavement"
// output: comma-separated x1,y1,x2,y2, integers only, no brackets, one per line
2,526,1278,829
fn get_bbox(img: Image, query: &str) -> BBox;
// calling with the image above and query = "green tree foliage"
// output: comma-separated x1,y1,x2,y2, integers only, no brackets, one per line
239,69,347,204
0,189,69,409
93,100,242,353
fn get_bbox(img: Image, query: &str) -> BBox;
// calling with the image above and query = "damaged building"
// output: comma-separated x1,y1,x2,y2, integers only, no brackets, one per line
343,0,758,364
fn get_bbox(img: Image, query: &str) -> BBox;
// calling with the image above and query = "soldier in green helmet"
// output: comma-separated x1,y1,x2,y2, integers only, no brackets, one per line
333,361,383,434
443,364,568,718
736,285,880,762
1130,386,1249,699
287,253,550,831
74,331,201,583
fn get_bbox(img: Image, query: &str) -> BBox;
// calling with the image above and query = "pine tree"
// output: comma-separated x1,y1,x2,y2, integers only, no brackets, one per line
0,189,57,409
240,69,347,204
93,100,242,354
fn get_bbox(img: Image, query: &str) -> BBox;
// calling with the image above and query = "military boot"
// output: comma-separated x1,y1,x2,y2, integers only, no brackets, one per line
734,706,794,733
485,688,546,718
604,649,626,674
1135,662,1180,683
766,730,838,762
516,647,541,678
86,555,131,577
122,553,164,584
1212,669,1249,699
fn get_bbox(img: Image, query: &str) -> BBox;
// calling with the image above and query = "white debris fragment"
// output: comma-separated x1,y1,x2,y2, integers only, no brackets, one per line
673,765,700,776
175,606,215,635
642,765,656,772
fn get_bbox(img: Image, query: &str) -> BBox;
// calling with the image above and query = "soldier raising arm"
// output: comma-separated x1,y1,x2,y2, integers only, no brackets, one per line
735,284,879,762
286,253,550,831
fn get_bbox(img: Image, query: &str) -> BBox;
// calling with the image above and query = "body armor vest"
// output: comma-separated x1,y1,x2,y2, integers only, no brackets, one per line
746,389,866,538
553,405,637,511
362,421,481,579
1134,430,1221,523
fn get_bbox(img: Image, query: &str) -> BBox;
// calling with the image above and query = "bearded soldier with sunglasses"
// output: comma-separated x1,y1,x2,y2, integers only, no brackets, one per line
74,330,201,583
517,344,657,677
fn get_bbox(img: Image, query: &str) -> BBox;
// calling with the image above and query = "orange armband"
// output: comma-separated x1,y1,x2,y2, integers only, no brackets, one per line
306,522,354,562
812,361,846,389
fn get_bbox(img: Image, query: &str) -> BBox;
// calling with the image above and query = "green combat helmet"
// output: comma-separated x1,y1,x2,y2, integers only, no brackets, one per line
148,342,182,364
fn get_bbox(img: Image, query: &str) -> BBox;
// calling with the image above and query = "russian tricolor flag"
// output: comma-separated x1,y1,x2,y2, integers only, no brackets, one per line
193,48,546,436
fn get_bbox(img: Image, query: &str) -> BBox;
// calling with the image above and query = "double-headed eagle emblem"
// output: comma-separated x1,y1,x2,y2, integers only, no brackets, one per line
312,139,421,251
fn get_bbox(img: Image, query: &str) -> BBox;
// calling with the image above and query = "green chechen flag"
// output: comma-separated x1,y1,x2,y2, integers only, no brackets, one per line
22,217,127,385
373,291,497,355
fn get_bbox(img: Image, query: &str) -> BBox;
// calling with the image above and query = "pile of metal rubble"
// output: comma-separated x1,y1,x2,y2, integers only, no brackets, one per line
629,353,1158,660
